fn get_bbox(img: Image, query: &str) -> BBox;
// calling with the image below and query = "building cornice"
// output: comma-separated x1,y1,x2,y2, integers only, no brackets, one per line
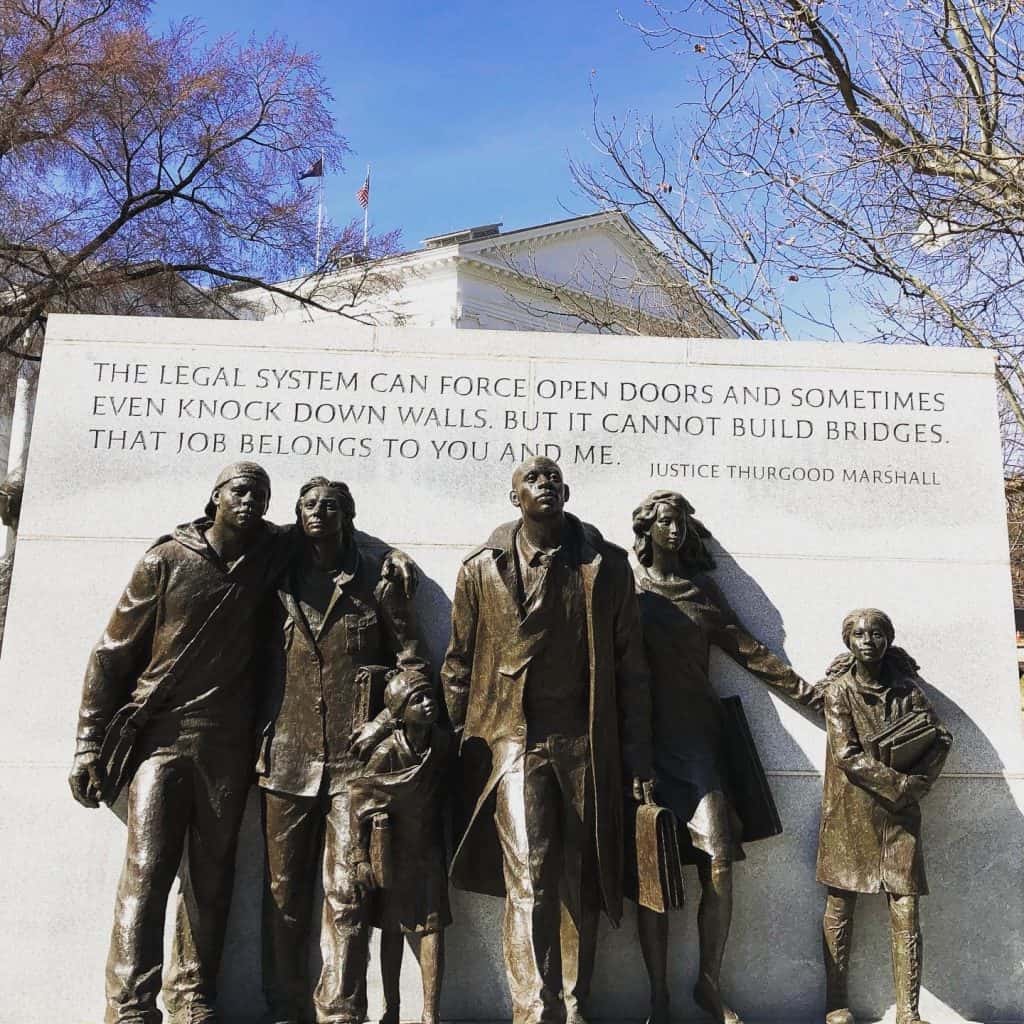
454,254,704,336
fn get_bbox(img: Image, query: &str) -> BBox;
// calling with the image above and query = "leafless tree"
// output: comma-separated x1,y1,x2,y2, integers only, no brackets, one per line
1006,478,1024,605
0,0,394,375
576,0,1024,468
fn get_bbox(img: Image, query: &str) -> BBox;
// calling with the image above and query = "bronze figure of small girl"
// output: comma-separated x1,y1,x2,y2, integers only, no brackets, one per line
349,670,452,1024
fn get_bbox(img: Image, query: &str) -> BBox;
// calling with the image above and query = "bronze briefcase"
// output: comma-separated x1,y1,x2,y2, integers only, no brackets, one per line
634,782,685,914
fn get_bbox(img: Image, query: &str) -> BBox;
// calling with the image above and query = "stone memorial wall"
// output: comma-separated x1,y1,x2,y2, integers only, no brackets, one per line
0,314,1019,1023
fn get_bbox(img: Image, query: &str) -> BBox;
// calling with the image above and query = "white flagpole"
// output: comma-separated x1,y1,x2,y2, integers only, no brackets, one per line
315,149,324,268
362,164,370,254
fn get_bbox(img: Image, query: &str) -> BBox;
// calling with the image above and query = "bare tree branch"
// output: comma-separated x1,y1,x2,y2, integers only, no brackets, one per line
577,0,1024,470
0,0,400,383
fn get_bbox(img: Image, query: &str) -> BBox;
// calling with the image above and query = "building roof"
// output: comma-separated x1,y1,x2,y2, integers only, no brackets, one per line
232,210,730,337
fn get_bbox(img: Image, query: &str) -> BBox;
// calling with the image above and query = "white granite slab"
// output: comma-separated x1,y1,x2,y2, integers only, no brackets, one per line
0,314,1018,1024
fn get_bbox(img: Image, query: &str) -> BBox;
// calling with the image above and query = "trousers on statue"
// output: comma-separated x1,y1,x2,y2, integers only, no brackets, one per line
261,785,371,1024
105,724,252,1024
494,737,599,1024
822,888,927,1024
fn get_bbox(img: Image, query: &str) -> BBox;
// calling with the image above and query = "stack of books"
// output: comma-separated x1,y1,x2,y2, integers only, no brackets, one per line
867,711,938,772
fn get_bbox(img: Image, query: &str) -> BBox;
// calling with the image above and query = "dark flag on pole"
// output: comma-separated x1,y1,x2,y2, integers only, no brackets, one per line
299,156,324,180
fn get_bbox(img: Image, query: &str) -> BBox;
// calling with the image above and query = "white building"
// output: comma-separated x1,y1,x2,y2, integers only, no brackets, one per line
235,211,730,337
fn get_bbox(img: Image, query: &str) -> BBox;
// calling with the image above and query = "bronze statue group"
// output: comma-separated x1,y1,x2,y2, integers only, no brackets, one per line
69,458,951,1024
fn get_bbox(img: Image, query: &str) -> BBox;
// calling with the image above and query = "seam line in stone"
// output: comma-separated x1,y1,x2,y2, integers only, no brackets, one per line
43,336,996,375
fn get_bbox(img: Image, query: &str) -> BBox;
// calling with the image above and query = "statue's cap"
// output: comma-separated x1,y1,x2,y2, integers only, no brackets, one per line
384,670,432,718
213,462,271,494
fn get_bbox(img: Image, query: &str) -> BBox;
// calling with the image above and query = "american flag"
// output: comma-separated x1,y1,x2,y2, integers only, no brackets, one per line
355,172,370,209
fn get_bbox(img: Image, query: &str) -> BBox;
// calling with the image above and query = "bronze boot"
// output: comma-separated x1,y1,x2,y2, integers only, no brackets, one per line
892,926,930,1024
822,895,855,1024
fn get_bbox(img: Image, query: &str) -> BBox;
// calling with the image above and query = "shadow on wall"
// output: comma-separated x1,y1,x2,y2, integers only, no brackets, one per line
714,548,824,770
711,546,1024,1024
891,675,1023,1024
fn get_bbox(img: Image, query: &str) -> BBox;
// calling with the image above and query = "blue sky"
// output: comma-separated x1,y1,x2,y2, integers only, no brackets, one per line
145,0,882,341
150,0,686,249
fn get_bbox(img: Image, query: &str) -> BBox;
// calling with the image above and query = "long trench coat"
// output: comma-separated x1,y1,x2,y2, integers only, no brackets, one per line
817,664,951,895
441,515,654,925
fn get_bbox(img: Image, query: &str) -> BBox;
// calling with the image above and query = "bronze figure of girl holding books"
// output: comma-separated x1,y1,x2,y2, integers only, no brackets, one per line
817,608,952,1024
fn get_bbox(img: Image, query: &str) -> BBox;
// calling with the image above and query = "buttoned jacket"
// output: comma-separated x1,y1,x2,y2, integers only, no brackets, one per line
257,543,427,797
441,514,653,923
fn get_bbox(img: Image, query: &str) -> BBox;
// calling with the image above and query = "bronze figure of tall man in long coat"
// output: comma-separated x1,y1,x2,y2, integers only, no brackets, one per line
442,457,654,1024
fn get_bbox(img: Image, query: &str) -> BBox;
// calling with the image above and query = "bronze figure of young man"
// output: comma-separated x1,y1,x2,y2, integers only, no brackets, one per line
257,476,427,1024
69,462,290,1024
442,456,654,1024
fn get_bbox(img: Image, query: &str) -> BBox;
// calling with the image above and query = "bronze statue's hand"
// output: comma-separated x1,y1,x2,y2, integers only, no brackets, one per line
68,751,102,808
352,859,377,894
380,549,420,601
347,716,392,761
903,774,930,804
633,776,653,802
